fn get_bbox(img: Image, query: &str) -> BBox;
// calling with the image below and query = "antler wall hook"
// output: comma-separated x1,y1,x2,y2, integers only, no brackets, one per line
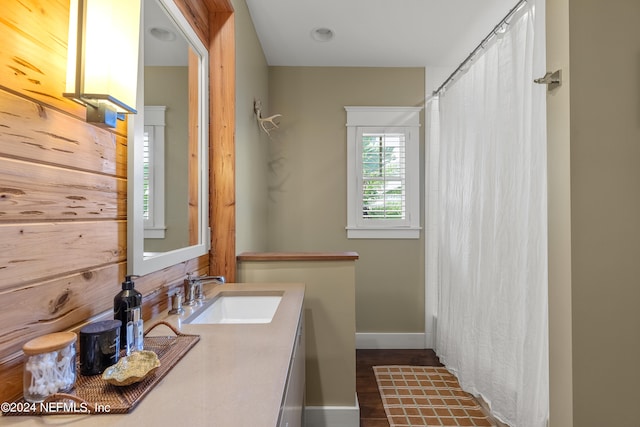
254,99,282,136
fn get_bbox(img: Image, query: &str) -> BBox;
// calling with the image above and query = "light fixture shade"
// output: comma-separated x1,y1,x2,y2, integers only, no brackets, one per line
65,0,141,114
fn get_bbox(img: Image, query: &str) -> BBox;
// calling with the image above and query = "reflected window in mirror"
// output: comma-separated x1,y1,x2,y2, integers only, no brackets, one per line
143,106,166,240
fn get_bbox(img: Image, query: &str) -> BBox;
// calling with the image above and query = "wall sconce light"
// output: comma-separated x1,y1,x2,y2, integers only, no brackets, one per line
64,0,141,128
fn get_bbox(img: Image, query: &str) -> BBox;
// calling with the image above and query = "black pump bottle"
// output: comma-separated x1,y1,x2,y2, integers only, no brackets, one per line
113,275,142,350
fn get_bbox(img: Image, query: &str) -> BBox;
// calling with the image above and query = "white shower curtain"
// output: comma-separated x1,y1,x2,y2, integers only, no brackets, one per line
426,1,548,426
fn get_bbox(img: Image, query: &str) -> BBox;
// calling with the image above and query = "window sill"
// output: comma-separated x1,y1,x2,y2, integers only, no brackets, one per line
144,226,167,239
346,227,421,239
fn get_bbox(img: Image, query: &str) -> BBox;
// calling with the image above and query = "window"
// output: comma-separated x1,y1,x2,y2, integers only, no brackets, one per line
345,107,421,239
143,106,166,239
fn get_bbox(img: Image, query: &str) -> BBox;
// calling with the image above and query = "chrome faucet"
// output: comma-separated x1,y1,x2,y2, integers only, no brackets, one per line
183,273,226,306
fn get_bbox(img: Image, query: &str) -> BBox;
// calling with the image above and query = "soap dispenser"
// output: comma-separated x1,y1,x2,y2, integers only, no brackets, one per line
113,275,142,354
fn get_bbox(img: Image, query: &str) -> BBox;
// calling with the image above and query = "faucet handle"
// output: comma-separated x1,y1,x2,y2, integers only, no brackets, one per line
183,276,198,306
168,291,184,315
195,281,205,302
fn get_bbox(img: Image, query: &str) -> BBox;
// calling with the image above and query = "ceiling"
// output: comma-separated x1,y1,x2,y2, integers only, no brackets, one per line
245,0,518,72
144,0,189,66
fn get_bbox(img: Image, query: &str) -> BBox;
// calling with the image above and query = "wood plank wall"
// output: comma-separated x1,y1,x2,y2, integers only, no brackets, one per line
0,0,235,402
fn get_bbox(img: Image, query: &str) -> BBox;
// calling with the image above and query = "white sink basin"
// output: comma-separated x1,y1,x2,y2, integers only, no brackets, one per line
186,292,283,324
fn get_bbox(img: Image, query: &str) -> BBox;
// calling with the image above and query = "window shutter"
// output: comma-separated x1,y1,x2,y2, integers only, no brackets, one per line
142,106,167,239
361,131,407,220
143,127,152,222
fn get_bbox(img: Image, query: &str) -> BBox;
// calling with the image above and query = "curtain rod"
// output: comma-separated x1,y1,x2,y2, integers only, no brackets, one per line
432,0,528,97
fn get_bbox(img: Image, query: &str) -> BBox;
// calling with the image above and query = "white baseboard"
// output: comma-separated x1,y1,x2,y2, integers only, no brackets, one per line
356,332,427,349
304,395,360,427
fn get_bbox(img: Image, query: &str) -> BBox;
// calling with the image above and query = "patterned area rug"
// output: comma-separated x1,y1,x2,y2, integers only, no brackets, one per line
373,366,496,427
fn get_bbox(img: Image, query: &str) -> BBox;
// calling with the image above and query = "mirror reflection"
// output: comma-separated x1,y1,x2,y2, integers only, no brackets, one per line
143,0,198,254
128,0,209,276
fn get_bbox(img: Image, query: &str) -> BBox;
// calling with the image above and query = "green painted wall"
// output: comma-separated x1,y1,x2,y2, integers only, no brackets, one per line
568,0,640,425
144,66,188,253
267,67,426,333
233,0,270,254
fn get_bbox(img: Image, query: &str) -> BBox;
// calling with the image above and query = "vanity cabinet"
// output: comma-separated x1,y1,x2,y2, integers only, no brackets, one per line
278,312,305,427
237,252,358,411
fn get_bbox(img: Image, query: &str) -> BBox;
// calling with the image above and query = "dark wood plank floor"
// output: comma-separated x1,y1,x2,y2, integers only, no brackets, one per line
357,349,443,427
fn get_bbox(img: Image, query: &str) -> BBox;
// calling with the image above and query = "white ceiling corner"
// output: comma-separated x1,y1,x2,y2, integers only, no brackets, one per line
244,0,521,71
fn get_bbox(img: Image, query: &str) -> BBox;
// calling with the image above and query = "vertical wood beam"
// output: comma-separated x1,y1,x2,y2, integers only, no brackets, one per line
209,11,236,281
174,0,210,47
188,48,199,246
208,0,233,12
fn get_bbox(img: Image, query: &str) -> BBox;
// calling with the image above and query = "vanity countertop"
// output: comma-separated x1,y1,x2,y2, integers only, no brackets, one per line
1,282,305,427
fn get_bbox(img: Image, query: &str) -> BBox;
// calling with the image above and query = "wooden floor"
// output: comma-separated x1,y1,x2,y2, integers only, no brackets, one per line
357,349,443,427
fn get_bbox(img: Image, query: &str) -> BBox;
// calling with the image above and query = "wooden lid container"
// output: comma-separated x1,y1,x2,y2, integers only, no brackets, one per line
23,332,77,356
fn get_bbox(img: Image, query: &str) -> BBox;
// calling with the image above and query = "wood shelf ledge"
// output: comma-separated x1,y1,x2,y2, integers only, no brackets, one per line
237,252,359,262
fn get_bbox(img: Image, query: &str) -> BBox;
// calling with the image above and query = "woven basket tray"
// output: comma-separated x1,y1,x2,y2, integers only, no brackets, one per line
4,321,200,416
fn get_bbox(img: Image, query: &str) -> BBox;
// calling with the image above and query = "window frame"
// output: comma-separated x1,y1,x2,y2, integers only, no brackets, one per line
345,106,422,239
143,105,167,239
